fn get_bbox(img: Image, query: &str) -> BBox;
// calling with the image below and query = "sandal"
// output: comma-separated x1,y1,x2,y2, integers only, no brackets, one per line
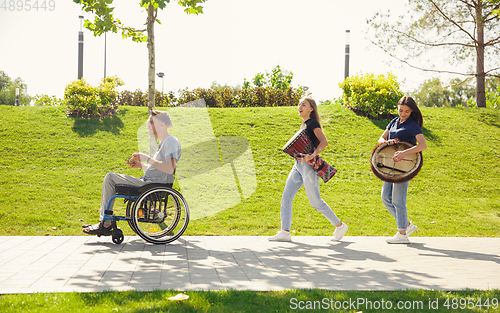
82,222,112,236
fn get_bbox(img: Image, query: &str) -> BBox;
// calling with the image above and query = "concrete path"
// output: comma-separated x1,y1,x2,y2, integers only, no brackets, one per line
0,236,499,294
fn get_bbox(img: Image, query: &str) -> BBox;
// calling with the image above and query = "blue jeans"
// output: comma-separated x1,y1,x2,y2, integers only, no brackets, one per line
280,161,340,231
381,181,410,231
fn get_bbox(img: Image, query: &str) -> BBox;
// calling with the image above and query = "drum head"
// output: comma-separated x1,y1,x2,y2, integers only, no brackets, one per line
370,141,423,183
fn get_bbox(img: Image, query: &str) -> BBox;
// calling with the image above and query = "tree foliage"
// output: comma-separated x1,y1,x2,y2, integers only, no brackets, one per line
0,71,31,106
412,78,454,107
73,0,207,116
243,65,295,91
412,76,500,108
367,0,500,108
74,0,206,42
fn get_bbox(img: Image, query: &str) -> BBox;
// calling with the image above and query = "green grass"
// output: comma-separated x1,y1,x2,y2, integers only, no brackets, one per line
0,105,499,237
1,289,499,312
1,105,499,311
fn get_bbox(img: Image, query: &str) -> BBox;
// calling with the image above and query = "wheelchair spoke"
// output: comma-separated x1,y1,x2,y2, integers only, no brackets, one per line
131,187,189,244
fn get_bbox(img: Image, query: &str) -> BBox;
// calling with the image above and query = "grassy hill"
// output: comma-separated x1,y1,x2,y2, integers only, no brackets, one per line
0,105,499,237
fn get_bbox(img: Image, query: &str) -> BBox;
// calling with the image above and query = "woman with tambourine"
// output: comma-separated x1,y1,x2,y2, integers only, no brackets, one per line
269,97,349,242
377,96,427,244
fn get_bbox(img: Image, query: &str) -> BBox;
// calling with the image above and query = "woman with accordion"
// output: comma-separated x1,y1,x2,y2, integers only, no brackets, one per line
269,98,349,242
377,96,427,244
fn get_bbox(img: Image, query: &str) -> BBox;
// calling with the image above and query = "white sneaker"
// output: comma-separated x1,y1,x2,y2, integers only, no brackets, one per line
406,222,418,236
386,232,410,244
268,230,292,242
331,223,349,241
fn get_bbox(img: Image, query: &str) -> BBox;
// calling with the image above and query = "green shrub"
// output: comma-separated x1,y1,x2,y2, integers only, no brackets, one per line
64,79,97,116
155,91,177,107
234,87,259,107
64,76,123,118
114,89,176,107
319,97,343,106
98,76,124,107
112,84,305,108
468,87,500,109
34,94,63,106
339,72,404,118
177,88,216,107
114,90,137,106
464,77,500,109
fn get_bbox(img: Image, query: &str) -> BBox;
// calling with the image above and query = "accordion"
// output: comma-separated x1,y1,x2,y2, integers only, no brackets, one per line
282,129,337,183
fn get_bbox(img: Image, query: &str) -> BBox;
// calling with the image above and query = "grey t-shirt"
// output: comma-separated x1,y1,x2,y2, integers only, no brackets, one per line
142,135,181,184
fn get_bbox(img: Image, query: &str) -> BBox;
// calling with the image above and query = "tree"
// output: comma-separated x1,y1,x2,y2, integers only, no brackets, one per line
367,0,500,108
0,71,31,106
74,0,206,154
243,65,296,90
73,0,207,114
411,77,452,107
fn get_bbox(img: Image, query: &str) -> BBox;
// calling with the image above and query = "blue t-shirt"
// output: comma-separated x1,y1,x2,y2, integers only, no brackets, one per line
142,135,181,184
386,116,422,145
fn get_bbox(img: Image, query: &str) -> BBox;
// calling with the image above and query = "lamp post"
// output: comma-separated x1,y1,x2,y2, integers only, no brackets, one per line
344,30,350,79
15,87,19,106
157,72,165,94
78,15,84,80
104,32,107,78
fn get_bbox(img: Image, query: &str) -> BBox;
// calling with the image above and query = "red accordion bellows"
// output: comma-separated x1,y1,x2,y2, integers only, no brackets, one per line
282,129,337,183
282,129,314,157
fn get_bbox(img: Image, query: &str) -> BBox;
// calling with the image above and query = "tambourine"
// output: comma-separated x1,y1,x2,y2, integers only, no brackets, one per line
370,141,423,183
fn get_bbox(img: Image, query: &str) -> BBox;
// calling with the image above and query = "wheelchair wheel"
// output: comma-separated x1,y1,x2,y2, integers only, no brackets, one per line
112,229,124,244
130,187,189,244
125,200,138,235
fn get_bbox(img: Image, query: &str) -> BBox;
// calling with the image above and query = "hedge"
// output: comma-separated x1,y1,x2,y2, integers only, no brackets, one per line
112,86,305,108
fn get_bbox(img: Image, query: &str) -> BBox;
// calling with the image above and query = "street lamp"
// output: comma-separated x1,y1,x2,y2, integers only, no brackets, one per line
157,72,165,94
15,87,19,106
78,15,84,80
104,32,107,78
344,30,350,79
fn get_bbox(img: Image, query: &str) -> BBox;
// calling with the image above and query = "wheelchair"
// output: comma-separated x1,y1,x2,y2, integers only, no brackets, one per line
100,183,189,245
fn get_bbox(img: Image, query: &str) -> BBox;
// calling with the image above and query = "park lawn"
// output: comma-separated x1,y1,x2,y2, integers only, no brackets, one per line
0,105,499,237
1,289,500,312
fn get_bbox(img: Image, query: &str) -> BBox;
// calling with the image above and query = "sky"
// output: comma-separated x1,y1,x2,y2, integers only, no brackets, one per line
0,0,432,103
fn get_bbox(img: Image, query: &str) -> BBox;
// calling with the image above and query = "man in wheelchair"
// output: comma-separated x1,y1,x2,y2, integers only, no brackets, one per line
83,110,181,236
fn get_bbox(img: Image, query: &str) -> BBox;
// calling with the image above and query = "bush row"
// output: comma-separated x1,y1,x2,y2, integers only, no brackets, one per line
112,86,306,108
113,89,177,107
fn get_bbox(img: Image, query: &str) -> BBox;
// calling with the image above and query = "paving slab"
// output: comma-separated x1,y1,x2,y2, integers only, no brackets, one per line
0,236,498,294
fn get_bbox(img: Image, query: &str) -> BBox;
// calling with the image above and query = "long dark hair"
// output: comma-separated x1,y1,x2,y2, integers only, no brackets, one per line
398,96,423,127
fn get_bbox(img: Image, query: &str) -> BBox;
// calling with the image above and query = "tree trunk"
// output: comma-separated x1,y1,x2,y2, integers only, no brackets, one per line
147,4,156,114
475,1,486,108
147,4,157,155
